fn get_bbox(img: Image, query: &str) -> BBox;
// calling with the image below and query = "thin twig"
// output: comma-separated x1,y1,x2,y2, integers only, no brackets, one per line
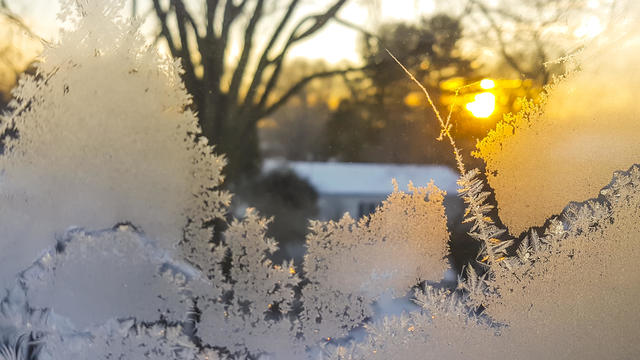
385,49,466,175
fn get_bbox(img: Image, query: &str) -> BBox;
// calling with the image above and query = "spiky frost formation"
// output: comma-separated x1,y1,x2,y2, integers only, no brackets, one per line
301,181,450,344
0,333,40,360
327,165,640,360
325,287,497,360
470,164,640,358
19,226,194,329
195,209,302,359
0,0,229,288
457,169,512,268
41,319,209,360
475,23,640,235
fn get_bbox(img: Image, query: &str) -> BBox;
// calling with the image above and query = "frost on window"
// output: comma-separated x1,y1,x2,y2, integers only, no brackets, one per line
324,290,496,360
194,209,303,359
1,0,640,359
478,165,640,358
327,166,640,360
475,25,640,235
0,0,229,288
20,225,193,329
326,11,640,357
301,181,449,343
41,320,205,360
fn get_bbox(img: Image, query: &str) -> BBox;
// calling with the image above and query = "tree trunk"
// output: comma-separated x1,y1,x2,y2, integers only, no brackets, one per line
198,96,260,186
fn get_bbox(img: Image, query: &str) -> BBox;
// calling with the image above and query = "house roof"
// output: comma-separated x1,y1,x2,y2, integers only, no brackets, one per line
263,159,459,196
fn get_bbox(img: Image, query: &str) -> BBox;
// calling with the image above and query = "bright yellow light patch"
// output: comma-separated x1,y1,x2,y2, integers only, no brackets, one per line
440,77,465,91
257,118,277,129
327,96,341,111
480,79,495,89
404,92,423,107
574,15,603,38
466,92,496,118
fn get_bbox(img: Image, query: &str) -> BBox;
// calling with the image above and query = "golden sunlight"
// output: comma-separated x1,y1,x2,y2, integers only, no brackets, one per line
404,91,423,107
480,79,495,89
466,92,496,118
574,15,603,38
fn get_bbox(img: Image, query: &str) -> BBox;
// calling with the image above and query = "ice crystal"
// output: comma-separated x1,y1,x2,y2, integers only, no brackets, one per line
0,0,229,288
477,164,640,358
475,21,640,235
2,0,639,359
41,319,205,360
195,209,302,359
301,181,449,344
327,164,640,360
20,225,193,329
457,169,512,267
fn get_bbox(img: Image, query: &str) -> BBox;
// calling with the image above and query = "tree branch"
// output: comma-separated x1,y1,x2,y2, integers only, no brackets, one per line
171,0,201,94
236,65,370,142
179,2,201,39
263,65,371,119
290,0,347,43
206,0,219,38
469,0,529,77
334,16,380,41
220,0,246,45
151,0,178,57
242,0,300,109
256,0,348,111
205,0,248,89
227,0,265,110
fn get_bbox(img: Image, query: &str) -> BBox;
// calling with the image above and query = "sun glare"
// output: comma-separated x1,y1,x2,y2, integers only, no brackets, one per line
480,79,495,89
466,92,496,118
574,15,603,38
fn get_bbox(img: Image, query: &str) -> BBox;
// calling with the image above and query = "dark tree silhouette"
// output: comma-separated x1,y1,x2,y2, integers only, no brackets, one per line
151,0,365,184
326,14,473,167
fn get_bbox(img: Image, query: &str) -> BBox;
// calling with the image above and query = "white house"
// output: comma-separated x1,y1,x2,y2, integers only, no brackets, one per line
263,159,460,221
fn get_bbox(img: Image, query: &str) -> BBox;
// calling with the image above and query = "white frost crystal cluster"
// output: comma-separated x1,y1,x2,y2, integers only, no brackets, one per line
0,1,450,358
195,210,302,359
301,181,449,343
475,21,640,235
0,0,229,288
21,225,193,329
327,165,640,359
1,0,639,359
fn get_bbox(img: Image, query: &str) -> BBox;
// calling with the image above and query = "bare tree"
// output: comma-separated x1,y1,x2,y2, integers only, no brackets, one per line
151,0,364,183
462,0,605,85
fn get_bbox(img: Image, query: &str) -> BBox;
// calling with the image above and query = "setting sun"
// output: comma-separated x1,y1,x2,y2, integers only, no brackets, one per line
480,79,495,89
466,92,496,118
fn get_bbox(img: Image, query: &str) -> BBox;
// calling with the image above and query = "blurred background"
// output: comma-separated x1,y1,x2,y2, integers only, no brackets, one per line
0,0,615,273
